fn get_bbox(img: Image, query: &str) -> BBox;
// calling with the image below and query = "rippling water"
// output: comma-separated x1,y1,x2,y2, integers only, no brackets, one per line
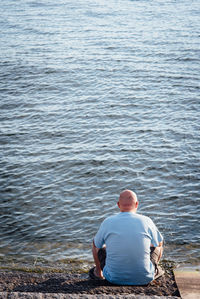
0,0,200,268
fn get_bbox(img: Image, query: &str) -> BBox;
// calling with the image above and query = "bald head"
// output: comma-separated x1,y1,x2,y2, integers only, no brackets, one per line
118,190,138,212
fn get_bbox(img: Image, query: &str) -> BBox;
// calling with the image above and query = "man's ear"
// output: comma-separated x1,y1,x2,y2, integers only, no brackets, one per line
135,201,139,209
117,201,120,208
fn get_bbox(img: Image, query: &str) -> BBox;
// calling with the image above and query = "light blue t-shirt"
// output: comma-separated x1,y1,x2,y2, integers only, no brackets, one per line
94,212,163,285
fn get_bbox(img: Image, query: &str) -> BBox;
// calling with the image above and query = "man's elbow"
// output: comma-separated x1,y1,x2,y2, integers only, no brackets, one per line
150,241,163,248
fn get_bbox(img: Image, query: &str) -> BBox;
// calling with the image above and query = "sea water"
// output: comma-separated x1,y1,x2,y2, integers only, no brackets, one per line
0,0,199,268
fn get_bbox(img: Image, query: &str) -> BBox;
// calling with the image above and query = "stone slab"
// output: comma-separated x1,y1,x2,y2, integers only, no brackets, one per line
174,268,200,299
0,293,180,299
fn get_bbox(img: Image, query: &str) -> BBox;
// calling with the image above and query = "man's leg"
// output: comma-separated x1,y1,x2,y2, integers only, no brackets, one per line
150,246,164,279
98,247,106,270
150,246,162,265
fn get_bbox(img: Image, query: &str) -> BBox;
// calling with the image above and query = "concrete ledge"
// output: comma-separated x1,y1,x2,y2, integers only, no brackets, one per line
0,293,180,299
174,268,200,299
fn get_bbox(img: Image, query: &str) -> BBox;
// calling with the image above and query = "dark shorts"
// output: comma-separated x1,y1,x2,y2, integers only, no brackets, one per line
98,246,161,272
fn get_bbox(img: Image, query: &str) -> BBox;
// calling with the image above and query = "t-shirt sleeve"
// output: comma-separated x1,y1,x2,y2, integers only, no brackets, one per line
148,218,163,247
94,221,106,249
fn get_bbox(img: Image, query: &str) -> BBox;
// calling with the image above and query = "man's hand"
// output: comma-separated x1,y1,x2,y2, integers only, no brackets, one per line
94,267,103,279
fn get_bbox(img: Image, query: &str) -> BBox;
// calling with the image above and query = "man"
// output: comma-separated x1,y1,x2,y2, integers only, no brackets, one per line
89,189,164,285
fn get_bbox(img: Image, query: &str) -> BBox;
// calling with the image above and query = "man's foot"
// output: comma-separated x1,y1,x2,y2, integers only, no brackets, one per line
89,267,104,280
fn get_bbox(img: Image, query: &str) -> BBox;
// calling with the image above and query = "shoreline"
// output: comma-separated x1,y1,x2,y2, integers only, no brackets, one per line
0,261,180,297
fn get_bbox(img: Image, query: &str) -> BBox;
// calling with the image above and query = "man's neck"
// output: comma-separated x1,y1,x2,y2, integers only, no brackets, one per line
120,209,137,213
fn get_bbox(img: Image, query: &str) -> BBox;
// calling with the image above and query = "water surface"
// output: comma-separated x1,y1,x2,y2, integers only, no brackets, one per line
0,0,200,268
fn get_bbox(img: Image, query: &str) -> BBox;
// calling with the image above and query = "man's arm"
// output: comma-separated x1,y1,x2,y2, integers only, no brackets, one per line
92,240,103,278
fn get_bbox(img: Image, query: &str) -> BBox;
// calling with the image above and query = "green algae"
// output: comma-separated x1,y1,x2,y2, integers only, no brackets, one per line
0,257,93,274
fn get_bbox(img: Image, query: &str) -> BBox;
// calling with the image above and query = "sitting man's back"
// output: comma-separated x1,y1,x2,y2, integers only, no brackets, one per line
90,190,163,285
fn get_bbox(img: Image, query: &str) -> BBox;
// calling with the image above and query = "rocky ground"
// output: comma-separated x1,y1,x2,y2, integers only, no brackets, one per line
0,264,180,297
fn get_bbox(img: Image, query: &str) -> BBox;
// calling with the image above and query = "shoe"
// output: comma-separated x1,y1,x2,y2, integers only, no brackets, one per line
154,265,165,280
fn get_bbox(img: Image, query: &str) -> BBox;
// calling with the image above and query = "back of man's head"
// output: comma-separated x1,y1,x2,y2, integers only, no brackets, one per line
118,189,138,212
